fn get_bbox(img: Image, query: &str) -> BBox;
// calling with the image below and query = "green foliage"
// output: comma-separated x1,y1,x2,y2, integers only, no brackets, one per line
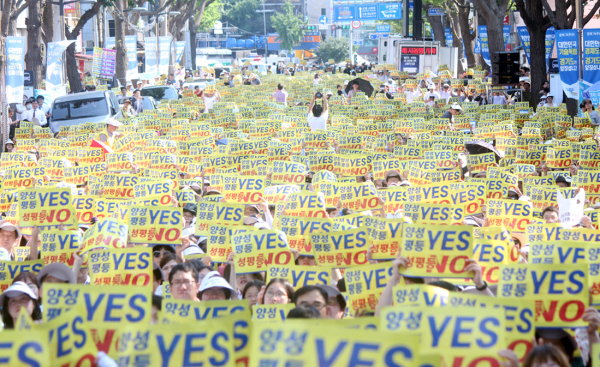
221,0,261,34
198,0,223,31
270,1,305,53
313,37,349,63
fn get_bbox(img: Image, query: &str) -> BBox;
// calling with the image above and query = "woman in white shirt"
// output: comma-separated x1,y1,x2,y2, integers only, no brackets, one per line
202,89,221,113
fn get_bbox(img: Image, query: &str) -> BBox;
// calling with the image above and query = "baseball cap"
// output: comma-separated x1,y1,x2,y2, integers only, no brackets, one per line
106,118,122,127
451,103,463,111
384,170,401,181
318,285,346,310
198,271,234,293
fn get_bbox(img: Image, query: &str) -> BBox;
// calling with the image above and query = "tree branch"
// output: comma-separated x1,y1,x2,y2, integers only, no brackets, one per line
67,0,102,38
541,0,559,28
583,0,600,25
472,0,493,20
514,0,533,27
10,0,28,21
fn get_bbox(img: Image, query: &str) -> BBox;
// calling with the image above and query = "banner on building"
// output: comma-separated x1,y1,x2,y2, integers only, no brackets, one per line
45,40,75,92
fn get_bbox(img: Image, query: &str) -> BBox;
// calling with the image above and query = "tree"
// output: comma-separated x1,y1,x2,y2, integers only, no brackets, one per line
65,0,104,93
220,0,261,34
313,37,349,63
24,0,43,89
270,1,304,53
446,0,477,70
198,0,222,31
423,2,446,46
471,0,511,68
515,0,600,115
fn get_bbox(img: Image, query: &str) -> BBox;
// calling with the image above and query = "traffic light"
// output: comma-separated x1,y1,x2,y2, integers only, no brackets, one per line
354,54,358,63
301,25,316,30
492,51,520,85
334,25,350,30
331,25,336,31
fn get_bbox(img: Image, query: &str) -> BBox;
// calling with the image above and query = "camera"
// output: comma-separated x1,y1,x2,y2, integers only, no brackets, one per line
315,92,323,99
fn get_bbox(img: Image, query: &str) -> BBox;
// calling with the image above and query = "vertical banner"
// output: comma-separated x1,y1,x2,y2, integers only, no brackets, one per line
583,29,600,86
159,36,172,75
545,27,555,70
105,37,115,49
555,29,580,99
124,35,138,80
478,25,491,66
5,37,26,103
175,41,185,65
503,25,511,48
474,37,481,54
444,28,453,47
46,41,74,91
145,37,157,74
517,26,531,64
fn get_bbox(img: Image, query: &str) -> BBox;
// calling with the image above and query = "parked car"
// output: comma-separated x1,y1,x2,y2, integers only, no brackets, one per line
140,86,180,105
117,96,157,111
49,90,122,133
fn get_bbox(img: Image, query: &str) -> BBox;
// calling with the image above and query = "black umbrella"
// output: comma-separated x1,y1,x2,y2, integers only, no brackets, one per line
345,78,374,97
465,140,504,162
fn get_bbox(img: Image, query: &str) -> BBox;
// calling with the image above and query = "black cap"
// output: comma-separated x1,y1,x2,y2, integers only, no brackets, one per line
555,175,572,183
183,203,197,215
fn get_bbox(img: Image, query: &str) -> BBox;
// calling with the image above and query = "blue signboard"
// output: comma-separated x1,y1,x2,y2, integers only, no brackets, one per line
503,25,511,48
583,29,600,86
545,27,555,70
333,3,402,22
474,38,481,54
319,15,328,24
555,29,579,99
357,4,378,20
428,8,445,16
478,25,491,66
444,28,453,47
376,25,391,33
378,3,401,20
517,26,531,64
353,40,364,45
334,5,356,21
6,37,25,103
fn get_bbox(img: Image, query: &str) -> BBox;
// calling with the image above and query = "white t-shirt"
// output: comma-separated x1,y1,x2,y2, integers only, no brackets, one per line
307,111,328,131
492,95,507,105
203,96,217,112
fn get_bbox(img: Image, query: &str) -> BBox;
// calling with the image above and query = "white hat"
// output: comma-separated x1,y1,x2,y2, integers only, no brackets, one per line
343,80,349,85
0,222,21,238
199,271,234,293
519,76,530,83
5,140,13,145
451,103,463,110
541,95,547,99
0,281,37,305
107,118,122,127
428,84,435,89
37,263,77,284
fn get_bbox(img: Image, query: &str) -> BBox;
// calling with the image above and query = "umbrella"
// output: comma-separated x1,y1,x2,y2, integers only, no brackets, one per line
345,78,374,97
465,140,503,162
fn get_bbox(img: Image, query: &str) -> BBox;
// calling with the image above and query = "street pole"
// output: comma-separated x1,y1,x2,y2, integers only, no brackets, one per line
349,27,352,62
156,16,159,76
576,0,583,81
263,1,267,57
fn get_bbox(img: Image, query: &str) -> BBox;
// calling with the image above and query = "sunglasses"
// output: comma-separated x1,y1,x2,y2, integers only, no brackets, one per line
153,250,174,258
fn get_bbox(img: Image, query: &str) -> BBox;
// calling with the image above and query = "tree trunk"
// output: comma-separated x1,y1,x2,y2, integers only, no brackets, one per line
515,0,550,111
42,3,54,44
457,2,476,69
24,0,43,89
189,20,197,70
447,10,464,75
0,0,15,90
424,5,445,46
113,0,127,85
65,42,83,92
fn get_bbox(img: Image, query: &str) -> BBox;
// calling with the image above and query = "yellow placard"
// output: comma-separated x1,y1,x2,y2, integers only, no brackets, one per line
88,247,152,287
80,218,128,254
309,227,370,268
232,230,293,273
128,206,182,245
400,223,473,278
195,201,244,235
17,187,77,228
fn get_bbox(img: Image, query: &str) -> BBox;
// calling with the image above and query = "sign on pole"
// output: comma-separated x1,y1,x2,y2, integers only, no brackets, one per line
428,8,445,16
334,3,402,22
376,25,391,33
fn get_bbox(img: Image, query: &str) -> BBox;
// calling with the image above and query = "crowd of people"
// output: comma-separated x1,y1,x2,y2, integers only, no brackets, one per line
0,59,599,366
